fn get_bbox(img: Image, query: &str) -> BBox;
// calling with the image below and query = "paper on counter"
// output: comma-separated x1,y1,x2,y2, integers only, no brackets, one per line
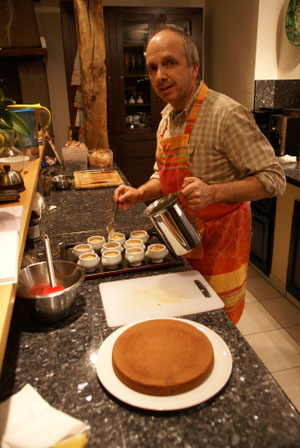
0,384,90,448
0,230,19,285
278,155,297,164
0,205,23,232
0,205,23,285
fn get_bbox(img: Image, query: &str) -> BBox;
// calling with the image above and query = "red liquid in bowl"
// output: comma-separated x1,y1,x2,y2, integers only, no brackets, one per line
30,283,65,295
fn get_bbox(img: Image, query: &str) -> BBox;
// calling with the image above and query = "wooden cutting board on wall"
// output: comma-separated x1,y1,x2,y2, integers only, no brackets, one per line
74,170,123,189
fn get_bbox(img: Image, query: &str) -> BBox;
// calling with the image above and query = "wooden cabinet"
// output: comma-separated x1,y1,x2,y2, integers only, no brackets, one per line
286,200,300,300
60,3,203,188
250,198,277,275
105,7,203,187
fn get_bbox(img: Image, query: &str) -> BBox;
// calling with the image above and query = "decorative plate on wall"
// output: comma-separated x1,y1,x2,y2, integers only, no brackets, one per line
286,0,300,46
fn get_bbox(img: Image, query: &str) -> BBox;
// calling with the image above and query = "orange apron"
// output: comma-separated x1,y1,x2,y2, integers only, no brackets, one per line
156,83,251,324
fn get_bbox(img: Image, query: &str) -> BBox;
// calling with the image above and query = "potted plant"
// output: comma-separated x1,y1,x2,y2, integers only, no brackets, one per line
0,88,31,172
0,88,30,136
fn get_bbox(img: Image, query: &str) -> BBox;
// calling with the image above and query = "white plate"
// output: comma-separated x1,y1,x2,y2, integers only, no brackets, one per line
96,317,232,411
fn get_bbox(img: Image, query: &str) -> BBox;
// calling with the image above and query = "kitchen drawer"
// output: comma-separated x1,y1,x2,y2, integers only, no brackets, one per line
250,208,275,275
286,200,300,300
251,197,277,216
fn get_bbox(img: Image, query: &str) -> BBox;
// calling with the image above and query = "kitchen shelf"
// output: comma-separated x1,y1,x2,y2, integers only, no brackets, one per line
124,74,149,78
0,47,47,58
126,103,150,106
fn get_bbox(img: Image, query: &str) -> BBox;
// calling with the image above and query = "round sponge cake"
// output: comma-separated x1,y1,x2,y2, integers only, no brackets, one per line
112,319,214,396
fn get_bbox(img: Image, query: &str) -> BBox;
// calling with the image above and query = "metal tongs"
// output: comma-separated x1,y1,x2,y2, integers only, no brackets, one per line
106,201,119,238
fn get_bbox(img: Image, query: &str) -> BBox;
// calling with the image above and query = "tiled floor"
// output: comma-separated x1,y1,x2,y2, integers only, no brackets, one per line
237,264,300,413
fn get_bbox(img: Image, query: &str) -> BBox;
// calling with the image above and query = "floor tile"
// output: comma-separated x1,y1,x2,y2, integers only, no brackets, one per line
245,328,300,372
236,302,281,335
272,367,300,413
261,297,300,328
247,264,260,278
245,289,258,304
285,326,300,345
247,275,282,301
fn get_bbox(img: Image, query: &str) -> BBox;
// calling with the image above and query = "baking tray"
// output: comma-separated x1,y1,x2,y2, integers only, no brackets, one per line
61,231,183,279
73,170,123,189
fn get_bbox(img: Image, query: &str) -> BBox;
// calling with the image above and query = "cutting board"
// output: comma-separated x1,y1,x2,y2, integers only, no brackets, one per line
99,270,224,327
73,170,123,189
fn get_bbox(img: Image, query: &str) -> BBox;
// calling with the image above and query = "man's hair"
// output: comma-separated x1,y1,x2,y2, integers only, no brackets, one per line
149,24,200,79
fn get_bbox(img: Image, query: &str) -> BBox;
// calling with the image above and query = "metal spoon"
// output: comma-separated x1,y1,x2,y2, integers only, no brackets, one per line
106,202,119,238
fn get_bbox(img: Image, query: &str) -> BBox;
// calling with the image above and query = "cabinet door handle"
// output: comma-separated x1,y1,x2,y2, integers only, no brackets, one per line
120,75,124,79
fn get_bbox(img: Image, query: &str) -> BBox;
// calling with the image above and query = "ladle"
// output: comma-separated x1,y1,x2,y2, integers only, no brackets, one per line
42,234,65,294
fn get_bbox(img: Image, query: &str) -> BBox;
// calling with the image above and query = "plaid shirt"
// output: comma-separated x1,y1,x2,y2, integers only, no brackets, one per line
151,83,286,196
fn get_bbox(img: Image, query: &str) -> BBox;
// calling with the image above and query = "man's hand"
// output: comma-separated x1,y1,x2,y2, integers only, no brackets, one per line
113,185,141,210
181,177,215,209
113,178,162,210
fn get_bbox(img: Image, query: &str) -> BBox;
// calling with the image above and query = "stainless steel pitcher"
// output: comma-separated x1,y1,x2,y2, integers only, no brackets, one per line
143,192,202,256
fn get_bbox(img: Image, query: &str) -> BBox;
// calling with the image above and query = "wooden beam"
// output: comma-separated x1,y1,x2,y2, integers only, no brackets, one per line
73,0,109,149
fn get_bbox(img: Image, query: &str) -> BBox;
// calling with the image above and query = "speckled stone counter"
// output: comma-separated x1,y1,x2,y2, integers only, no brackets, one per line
1,167,300,448
282,161,300,188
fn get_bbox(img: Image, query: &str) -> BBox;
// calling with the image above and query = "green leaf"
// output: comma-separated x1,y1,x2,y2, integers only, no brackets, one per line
0,120,14,130
3,97,15,105
0,109,31,136
0,88,17,106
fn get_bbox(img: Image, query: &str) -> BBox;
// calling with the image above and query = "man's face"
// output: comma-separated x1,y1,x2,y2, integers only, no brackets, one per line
146,30,199,111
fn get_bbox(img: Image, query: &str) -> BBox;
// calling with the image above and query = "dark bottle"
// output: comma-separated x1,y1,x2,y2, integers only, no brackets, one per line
136,52,143,74
27,193,42,242
124,53,130,74
129,53,136,74
27,210,41,242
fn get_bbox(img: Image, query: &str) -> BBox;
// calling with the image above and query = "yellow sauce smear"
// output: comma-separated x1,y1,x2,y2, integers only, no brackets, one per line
132,288,183,305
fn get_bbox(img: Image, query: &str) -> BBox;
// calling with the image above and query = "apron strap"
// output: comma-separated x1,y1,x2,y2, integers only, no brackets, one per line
160,83,208,139
184,83,208,134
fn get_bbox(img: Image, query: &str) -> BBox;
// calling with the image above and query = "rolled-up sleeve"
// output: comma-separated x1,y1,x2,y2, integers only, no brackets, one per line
150,160,160,181
222,106,286,197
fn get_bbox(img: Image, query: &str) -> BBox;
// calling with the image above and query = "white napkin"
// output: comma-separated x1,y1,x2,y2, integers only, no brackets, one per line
278,154,297,164
0,384,90,448
0,205,23,285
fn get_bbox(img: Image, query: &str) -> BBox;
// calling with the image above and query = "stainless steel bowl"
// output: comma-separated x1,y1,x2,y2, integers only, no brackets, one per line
17,260,85,323
52,174,73,190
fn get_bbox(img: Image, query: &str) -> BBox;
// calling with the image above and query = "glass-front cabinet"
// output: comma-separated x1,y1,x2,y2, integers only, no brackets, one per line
120,18,152,132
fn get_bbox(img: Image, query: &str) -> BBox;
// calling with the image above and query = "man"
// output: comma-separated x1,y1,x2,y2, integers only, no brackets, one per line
114,26,286,324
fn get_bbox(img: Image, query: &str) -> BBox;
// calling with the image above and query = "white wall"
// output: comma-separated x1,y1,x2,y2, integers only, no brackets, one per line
255,0,300,80
204,0,259,109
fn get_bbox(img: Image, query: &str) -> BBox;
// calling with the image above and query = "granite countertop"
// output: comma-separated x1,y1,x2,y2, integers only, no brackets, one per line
0,167,300,447
282,161,300,187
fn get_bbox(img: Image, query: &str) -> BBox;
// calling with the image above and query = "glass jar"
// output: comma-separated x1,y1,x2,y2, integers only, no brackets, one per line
0,129,25,172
